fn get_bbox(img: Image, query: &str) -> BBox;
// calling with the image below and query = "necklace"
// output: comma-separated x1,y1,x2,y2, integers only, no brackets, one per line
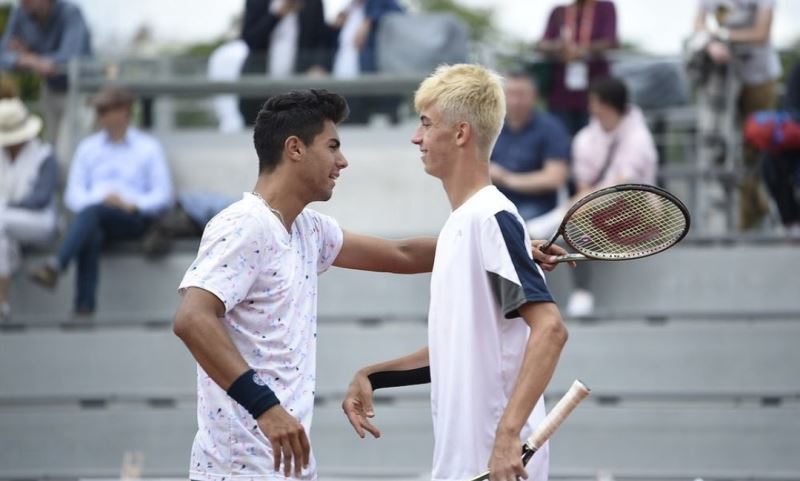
251,191,286,226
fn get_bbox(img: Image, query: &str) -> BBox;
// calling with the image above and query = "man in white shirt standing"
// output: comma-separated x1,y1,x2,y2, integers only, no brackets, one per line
342,64,569,481
172,90,441,481
29,85,173,316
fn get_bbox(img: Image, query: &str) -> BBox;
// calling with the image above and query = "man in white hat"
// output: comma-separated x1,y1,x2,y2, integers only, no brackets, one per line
0,97,59,321
29,85,173,317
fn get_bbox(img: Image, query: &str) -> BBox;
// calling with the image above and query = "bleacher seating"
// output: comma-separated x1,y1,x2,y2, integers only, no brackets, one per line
3,313,799,480
10,242,800,322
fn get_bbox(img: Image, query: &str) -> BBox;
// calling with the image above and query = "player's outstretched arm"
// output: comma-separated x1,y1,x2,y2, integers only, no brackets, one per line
333,230,436,274
488,302,567,481
174,288,309,478
332,231,566,273
342,346,430,439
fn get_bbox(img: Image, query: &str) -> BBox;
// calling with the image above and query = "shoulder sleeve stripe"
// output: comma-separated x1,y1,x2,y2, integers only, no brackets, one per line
488,271,528,319
493,210,554,317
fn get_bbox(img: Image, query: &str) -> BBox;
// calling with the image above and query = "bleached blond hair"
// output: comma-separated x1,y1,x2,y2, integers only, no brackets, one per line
414,63,506,154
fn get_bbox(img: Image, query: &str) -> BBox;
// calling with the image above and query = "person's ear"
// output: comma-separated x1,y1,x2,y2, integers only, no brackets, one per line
455,121,471,147
285,136,304,162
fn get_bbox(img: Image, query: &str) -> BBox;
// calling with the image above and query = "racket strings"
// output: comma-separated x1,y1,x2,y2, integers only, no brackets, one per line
564,190,687,259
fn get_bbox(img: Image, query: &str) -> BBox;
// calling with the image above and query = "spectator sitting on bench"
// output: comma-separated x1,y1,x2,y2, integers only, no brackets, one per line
0,97,59,321
29,85,173,317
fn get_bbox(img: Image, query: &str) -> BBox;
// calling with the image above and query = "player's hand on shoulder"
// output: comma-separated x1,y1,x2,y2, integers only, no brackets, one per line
341,370,381,439
257,405,310,478
488,429,528,481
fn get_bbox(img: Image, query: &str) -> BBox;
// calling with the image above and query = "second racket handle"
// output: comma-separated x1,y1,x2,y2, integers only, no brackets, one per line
527,380,590,450
467,380,590,481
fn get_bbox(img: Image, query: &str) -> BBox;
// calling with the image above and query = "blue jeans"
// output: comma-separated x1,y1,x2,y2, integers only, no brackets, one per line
56,204,150,312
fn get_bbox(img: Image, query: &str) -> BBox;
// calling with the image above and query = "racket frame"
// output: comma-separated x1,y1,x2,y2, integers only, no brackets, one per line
543,183,691,262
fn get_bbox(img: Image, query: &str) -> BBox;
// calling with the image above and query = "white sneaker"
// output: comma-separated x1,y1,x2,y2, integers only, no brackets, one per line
566,289,595,317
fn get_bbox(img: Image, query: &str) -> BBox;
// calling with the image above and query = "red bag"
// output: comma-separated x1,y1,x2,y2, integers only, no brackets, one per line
744,111,800,153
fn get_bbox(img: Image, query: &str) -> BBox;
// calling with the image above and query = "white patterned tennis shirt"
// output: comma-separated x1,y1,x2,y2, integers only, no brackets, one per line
179,193,343,481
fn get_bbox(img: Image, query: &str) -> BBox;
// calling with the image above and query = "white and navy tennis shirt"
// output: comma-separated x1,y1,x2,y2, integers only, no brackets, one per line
428,185,554,481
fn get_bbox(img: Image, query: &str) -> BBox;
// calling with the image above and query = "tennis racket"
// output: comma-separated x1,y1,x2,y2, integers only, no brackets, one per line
543,184,690,263
468,380,591,481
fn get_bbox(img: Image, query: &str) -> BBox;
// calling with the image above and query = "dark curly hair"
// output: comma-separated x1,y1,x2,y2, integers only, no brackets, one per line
253,89,349,173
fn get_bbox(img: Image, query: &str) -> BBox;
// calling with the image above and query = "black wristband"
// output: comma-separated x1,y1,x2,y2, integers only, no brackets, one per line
227,369,280,419
368,366,431,390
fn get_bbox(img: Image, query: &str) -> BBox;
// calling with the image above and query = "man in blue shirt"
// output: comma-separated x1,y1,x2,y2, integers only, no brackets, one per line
0,0,92,146
490,71,570,220
30,86,173,316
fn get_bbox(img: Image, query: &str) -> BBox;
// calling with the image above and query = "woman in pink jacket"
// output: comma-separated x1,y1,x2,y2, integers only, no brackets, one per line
572,76,657,196
529,77,658,316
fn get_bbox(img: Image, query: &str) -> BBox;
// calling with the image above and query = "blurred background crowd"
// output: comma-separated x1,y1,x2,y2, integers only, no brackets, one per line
2,0,799,318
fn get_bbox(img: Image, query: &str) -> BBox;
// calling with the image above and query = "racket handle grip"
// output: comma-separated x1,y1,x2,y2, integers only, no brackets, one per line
467,446,540,481
466,380,590,481
553,253,590,263
526,380,590,450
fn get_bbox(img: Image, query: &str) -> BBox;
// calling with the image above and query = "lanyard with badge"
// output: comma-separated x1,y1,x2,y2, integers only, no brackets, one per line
562,1,595,91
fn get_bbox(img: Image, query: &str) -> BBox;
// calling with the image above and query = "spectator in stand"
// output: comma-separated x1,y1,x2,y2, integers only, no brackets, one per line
331,0,404,123
0,97,59,321
572,78,657,198
239,0,335,124
537,0,617,137
693,0,781,230
332,0,404,79
489,70,571,222
29,86,173,317
761,61,800,236
529,77,657,316
570,77,656,315
0,0,92,151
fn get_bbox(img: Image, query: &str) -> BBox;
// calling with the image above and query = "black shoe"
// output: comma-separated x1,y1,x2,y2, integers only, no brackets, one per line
142,225,172,258
29,264,58,289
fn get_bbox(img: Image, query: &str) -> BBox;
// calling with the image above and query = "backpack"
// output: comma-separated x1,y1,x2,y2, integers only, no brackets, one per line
744,111,800,153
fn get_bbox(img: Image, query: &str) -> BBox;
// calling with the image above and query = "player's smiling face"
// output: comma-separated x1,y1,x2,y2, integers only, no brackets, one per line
302,120,347,202
411,104,458,179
